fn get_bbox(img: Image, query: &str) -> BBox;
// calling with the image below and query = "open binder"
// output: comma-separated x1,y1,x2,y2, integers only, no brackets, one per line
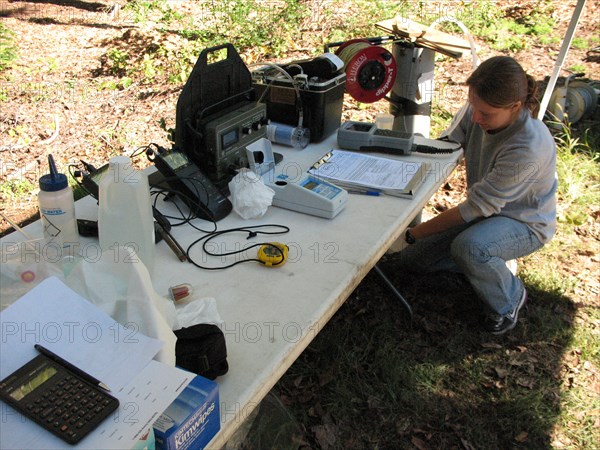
308,150,427,198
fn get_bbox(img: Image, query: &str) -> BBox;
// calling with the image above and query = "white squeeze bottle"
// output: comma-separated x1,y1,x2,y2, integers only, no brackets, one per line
38,154,79,252
98,156,155,274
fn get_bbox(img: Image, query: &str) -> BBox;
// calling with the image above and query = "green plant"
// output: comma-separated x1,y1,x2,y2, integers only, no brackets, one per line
430,105,454,138
123,0,182,25
158,41,203,85
448,2,559,52
0,23,17,72
571,37,589,50
539,34,560,46
443,1,503,38
140,54,158,81
0,179,35,200
567,64,587,74
122,0,155,24
488,19,528,51
106,48,130,76
552,122,600,225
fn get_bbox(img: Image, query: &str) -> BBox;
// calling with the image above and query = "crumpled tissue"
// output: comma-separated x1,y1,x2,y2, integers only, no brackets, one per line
228,168,275,219
176,296,223,329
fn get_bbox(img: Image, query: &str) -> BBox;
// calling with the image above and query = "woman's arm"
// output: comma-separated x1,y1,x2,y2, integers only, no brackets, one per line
409,205,466,240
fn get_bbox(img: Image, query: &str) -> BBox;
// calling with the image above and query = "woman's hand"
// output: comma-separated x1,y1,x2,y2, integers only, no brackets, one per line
409,206,466,241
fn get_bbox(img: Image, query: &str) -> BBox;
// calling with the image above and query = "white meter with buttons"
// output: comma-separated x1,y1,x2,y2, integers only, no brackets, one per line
246,139,348,219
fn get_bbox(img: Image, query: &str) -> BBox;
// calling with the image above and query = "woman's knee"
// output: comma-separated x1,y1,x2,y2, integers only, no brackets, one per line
450,234,498,267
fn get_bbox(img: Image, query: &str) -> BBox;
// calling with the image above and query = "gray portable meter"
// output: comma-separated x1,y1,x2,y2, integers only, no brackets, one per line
337,121,415,154
337,121,462,155
201,101,268,183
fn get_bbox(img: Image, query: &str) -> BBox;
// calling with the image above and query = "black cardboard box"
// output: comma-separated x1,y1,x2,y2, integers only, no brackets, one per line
252,70,346,142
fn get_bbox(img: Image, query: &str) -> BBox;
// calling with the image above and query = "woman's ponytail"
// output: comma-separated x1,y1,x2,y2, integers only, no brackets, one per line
525,74,540,117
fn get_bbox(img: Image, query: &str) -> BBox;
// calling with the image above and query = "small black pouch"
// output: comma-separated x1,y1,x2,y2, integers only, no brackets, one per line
174,324,229,380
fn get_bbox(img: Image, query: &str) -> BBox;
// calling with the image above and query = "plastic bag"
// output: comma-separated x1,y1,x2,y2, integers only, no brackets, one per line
0,239,69,311
228,169,275,219
2,240,177,366
65,246,178,366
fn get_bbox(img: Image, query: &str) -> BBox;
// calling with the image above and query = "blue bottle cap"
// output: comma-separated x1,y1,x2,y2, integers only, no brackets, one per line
39,154,68,192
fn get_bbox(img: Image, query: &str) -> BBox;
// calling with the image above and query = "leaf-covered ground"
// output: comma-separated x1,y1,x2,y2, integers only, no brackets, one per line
1,1,598,448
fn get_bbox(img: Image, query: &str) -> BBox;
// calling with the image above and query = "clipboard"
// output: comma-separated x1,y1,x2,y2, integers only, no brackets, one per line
310,151,335,171
308,149,427,198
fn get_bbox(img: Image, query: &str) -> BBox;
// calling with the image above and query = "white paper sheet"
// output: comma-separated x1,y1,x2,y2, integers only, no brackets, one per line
1,360,194,450
309,149,423,191
0,276,163,390
0,277,191,449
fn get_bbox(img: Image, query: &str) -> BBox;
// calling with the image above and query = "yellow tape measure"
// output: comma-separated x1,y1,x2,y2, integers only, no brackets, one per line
257,242,288,267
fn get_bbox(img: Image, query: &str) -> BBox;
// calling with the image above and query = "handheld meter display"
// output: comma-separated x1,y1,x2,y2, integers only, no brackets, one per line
337,121,462,155
147,146,232,221
337,121,415,154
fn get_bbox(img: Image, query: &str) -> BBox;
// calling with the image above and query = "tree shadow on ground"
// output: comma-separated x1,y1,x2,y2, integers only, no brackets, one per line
269,253,577,449
4,0,107,14
1,0,126,30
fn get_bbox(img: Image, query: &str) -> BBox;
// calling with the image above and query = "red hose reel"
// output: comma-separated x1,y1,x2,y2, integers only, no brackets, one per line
335,39,397,103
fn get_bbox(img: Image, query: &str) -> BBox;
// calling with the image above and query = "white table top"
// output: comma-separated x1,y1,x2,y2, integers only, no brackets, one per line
1,133,461,449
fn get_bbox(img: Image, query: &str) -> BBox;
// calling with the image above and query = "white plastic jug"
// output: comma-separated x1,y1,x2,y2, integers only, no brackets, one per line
98,156,155,274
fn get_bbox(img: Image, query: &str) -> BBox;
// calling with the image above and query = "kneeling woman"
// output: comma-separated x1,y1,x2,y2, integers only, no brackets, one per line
400,56,557,335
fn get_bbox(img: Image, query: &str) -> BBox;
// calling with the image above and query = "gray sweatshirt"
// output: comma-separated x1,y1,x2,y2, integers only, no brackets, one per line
447,106,557,244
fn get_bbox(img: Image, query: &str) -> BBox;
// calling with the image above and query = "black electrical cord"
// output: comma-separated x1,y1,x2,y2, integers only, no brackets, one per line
88,144,290,270
130,143,157,159
150,175,214,219
150,188,218,234
186,224,290,270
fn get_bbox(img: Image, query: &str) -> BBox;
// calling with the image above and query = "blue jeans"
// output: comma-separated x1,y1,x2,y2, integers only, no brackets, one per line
397,216,543,316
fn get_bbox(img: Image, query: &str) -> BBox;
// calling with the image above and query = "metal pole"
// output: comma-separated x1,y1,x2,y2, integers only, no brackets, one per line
537,0,588,120
373,264,413,320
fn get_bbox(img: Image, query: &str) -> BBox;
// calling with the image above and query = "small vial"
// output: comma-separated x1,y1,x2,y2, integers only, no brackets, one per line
169,283,193,302
375,113,394,130
266,122,310,149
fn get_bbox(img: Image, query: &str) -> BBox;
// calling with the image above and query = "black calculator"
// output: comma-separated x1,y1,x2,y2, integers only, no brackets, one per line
0,354,120,445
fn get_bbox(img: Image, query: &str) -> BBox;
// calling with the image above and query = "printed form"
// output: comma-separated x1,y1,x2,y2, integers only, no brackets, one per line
309,149,425,196
0,276,193,449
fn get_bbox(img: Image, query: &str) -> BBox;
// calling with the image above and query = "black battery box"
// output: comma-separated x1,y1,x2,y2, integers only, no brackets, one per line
252,68,346,142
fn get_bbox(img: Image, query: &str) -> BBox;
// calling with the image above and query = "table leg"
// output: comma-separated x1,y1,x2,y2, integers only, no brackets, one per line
373,264,413,320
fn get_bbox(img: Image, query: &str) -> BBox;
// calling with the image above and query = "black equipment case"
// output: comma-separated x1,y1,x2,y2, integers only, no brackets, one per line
252,68,346,142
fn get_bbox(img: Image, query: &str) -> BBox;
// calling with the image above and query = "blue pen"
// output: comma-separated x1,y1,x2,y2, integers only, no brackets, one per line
348,190,381,196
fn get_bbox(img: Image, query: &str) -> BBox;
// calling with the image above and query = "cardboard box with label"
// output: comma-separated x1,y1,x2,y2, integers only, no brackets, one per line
153,375,220,450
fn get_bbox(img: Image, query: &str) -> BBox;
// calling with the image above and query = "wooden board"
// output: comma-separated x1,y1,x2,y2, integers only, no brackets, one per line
376,17,477,59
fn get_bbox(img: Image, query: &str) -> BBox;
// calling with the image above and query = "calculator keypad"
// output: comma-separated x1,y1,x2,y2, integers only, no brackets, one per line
25,374,118,444
1,355,119,445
